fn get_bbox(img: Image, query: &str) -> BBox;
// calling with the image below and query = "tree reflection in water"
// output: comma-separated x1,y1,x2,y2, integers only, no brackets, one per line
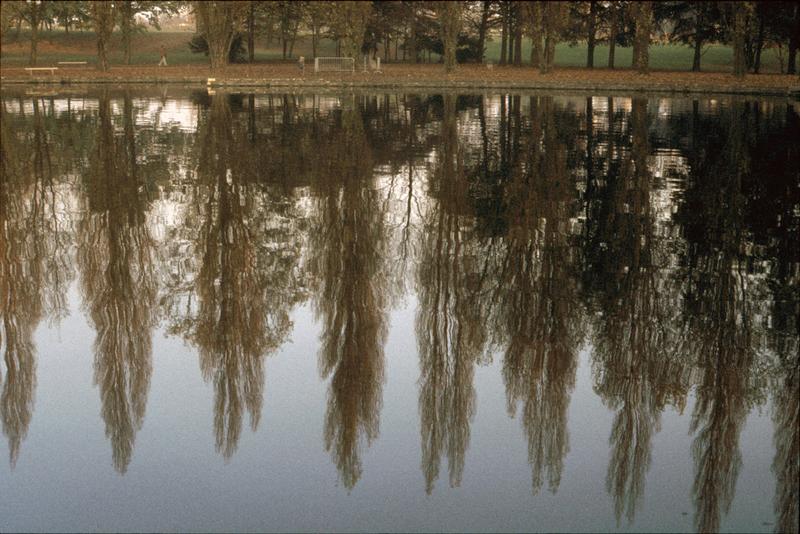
586,97,691,523
307,98,388,491
1,97,72,467
182,93,302,459
416,95,490,494
495,96,582,495
0,90,797,532
77,90,156,473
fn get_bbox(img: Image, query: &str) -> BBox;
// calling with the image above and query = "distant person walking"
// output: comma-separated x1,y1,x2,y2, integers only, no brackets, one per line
159,45,167,66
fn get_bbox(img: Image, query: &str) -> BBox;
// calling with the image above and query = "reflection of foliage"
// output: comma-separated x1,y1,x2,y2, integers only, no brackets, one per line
184,94,302,459
416,95,488,494
307,103,388,491
78,92,156,474
772,354,799,534
496,97,583,495
1,99,72,467
681,102,766,534
586,98,690,524
1,89,798,529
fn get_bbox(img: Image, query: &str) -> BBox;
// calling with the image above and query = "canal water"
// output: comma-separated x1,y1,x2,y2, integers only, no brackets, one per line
1,88,797,532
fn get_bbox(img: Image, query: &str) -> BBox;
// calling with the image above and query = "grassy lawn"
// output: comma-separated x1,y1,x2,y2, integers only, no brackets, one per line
1,29,790,74
483,40,788,73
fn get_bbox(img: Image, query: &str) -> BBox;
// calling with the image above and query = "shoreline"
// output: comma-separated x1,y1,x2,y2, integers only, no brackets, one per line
2,64,799,97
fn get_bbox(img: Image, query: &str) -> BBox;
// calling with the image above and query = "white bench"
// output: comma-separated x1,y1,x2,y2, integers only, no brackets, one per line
24,67,58,76
57,61,87,67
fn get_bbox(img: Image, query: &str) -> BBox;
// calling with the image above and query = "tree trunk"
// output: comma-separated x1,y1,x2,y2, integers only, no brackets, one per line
500,2,508,65
753,10,765,73
288,20,299,58
209,42,228,70
587,0,597,68
121,1,132,65
608,13,617,69
530,3,542,69
29,6,40,66
196,2,238,71
692,37,702,71
507,10,516,64
312,24,318,58
408,9,417,63
248,3,255,63
543,35,555,74
513,3,522,66
788,3,799,74
531,37,540,68
732,2,747,78
282,39,287,60
92,2,114,71
477,1,490,63
631,1,652,74
439,2,462,73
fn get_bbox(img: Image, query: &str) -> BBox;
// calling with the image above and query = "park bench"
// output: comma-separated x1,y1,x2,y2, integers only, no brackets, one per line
24,67,58,76
57,61,88,67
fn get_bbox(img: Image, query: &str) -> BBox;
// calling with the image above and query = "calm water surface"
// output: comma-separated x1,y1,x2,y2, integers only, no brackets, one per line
0,88,798,533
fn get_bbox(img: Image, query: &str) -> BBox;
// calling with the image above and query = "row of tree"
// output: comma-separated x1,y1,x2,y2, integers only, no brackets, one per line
2,1,799,76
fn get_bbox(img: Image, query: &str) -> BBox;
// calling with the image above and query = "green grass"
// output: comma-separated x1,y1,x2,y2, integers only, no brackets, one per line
483,39,788,73
1,29,790,73
0,29,343,66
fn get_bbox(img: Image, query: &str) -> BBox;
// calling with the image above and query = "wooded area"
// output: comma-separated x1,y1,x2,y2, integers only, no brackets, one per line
2,1,799,78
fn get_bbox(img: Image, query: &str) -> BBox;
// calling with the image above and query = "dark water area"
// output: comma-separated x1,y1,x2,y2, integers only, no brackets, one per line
0,88,798,533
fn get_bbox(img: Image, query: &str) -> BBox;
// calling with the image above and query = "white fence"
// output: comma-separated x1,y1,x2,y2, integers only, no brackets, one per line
314,57,355,73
